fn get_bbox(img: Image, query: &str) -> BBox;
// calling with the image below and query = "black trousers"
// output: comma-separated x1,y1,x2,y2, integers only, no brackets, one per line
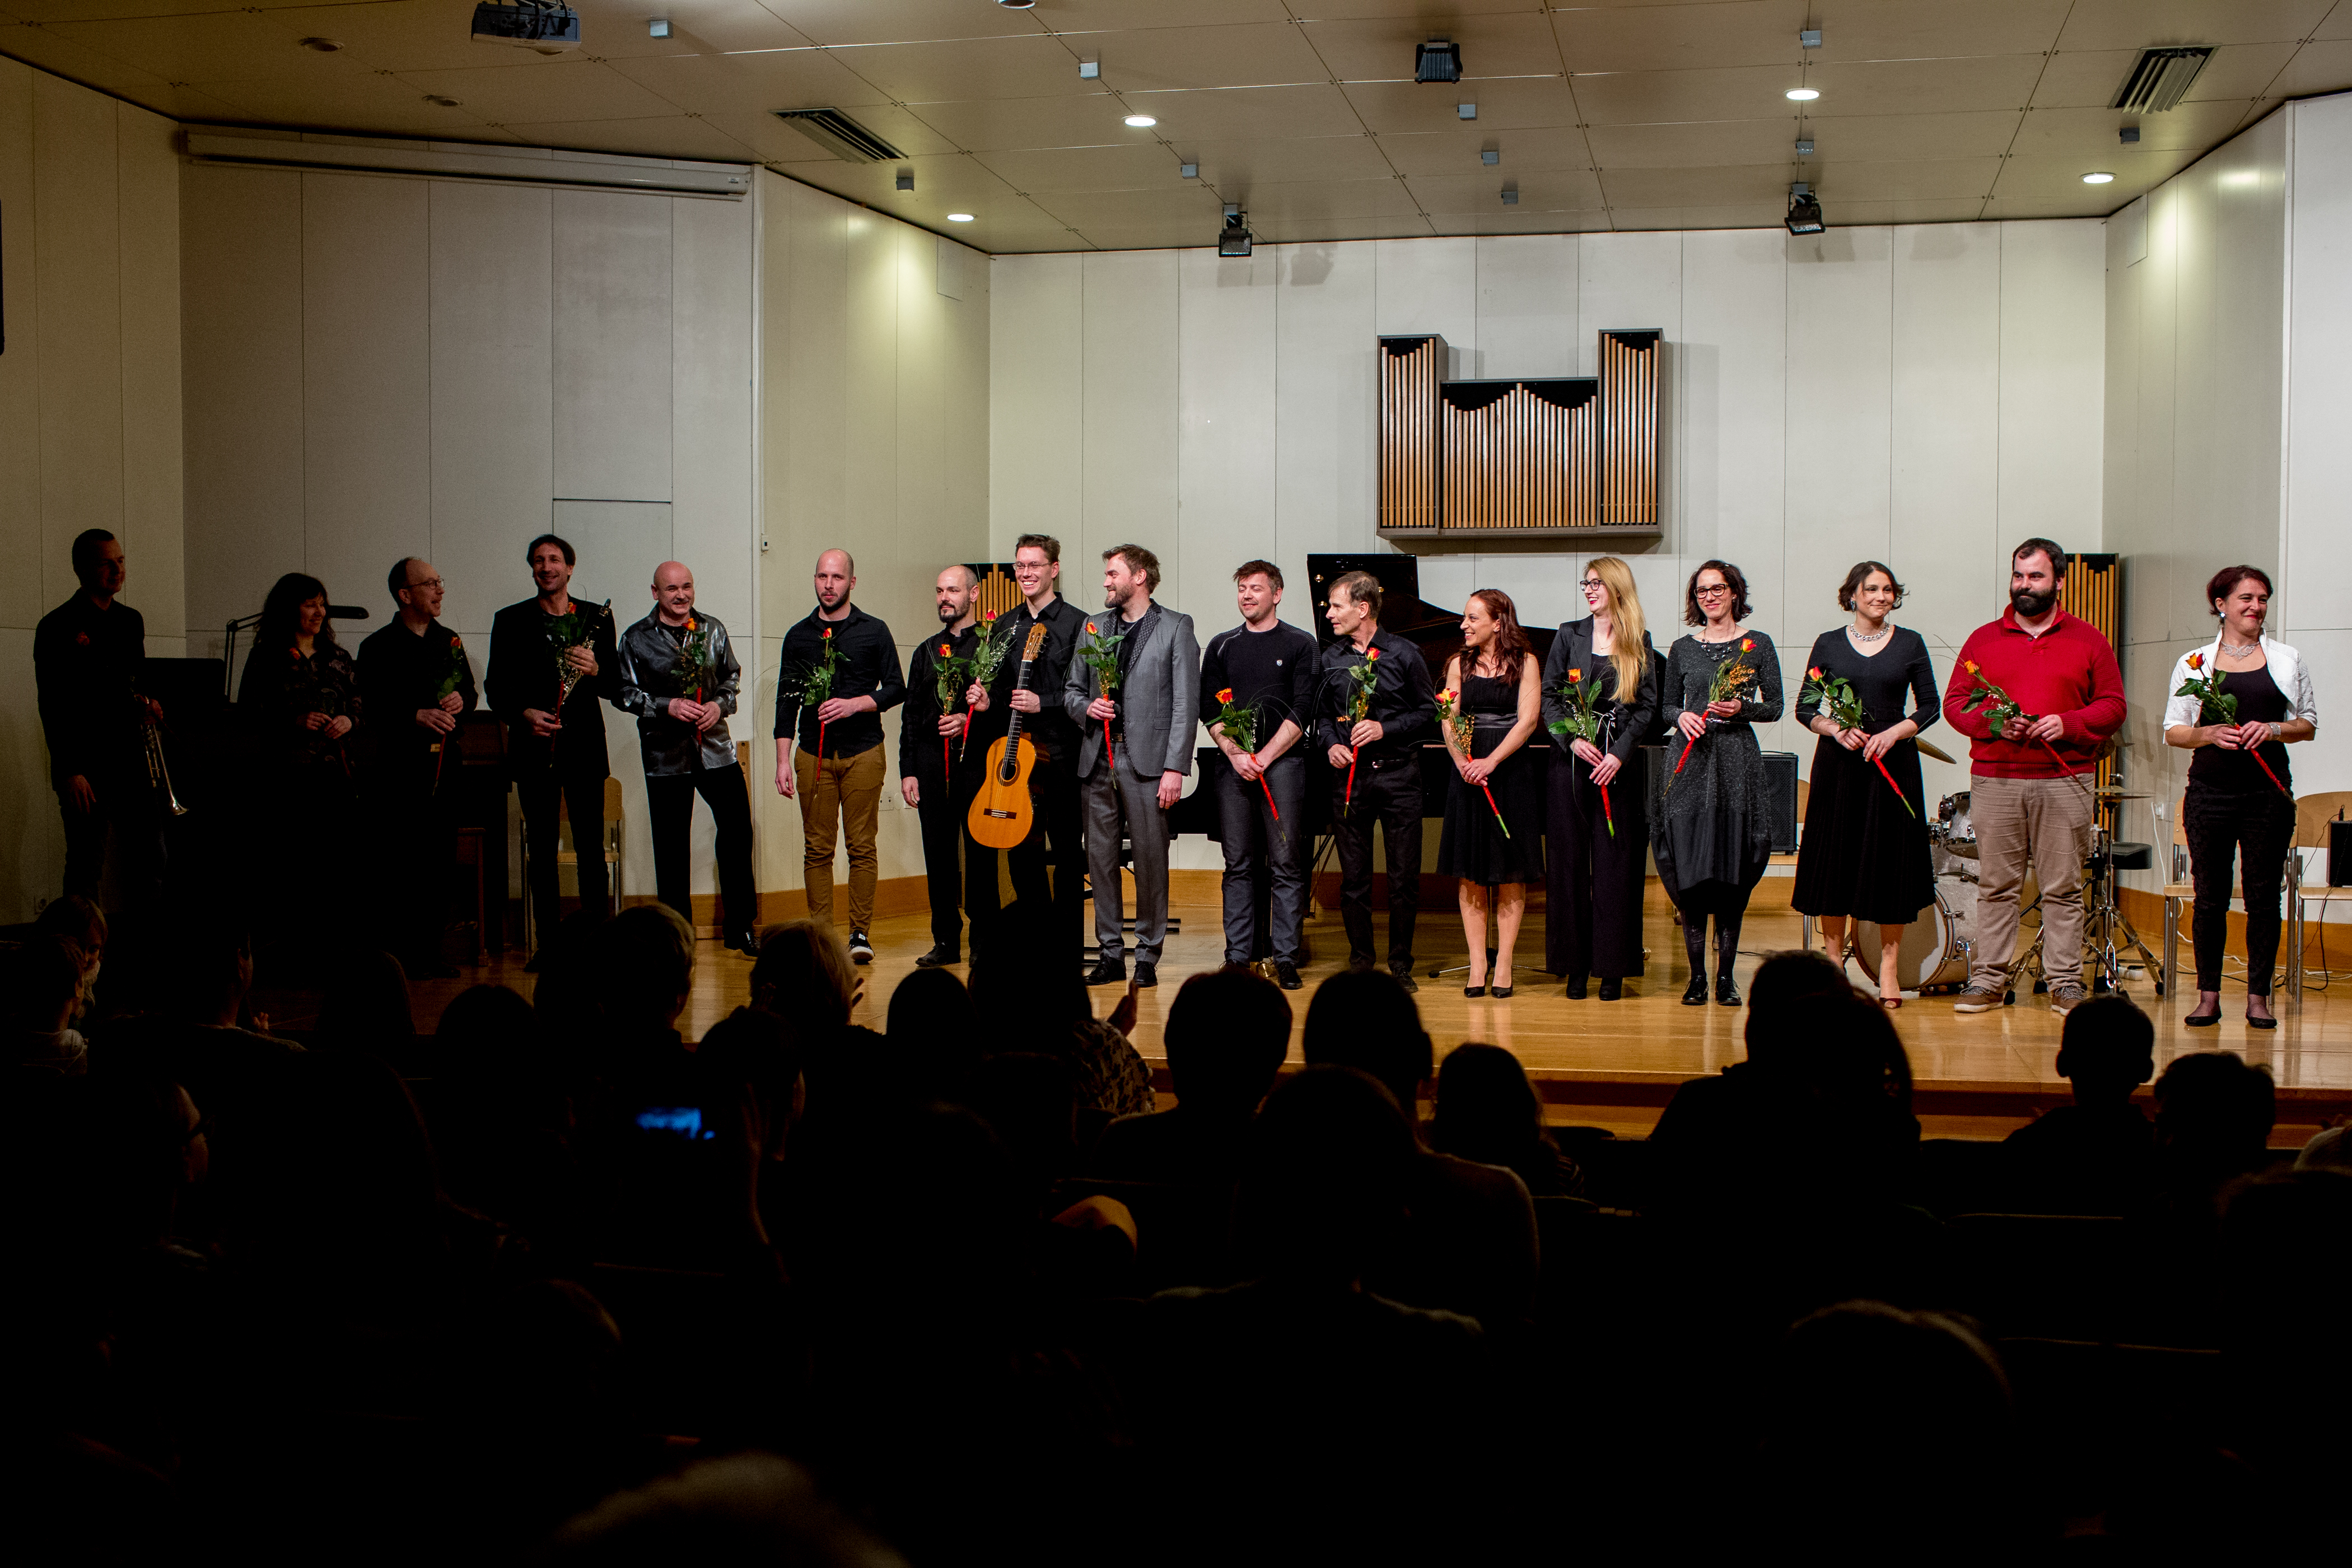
60,767,166,910
371,772,455,964
966,748,1085,965
1331,757,1421,967
2184,783,2297,994
519,765,611,940
1545,749,1648,979
648,760,756,939
1216,755,1307,964
914,774,977,949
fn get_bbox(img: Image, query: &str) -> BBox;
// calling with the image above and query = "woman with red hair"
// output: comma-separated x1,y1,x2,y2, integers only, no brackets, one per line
1435,590,1546,997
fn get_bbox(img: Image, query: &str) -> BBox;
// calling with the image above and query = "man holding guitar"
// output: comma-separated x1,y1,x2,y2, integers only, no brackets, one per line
963,535,1088,964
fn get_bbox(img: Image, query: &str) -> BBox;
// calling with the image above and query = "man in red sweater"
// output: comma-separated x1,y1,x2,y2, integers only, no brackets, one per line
1942,538,2126,1016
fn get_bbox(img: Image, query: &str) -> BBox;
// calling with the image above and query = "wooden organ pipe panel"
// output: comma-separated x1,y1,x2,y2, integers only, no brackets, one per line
1598,328,1661,528
1379,335,1447,532
968,564,1024,625
2058,553,2124,829
1438,379,1598,530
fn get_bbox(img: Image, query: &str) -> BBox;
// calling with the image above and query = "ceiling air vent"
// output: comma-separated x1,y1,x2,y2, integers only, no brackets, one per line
2112,46,2213,113
773,108,905,164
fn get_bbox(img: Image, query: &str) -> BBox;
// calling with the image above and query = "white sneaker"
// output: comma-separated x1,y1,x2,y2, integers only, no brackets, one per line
848,930,874,964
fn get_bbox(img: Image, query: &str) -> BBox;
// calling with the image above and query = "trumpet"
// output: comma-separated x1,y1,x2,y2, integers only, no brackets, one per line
139,698,189,816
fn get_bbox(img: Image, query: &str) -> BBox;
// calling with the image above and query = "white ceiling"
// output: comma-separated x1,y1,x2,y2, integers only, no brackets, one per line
6,1,2348,251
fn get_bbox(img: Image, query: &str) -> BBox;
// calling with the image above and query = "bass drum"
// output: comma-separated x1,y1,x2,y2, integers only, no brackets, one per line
1855,877,1977,993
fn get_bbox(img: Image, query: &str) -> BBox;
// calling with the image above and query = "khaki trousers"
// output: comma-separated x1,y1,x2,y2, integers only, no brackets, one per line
797,742,885,933
1969,772,2094,993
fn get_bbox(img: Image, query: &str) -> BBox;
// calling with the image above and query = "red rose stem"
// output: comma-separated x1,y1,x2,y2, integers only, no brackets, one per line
1345,754,1358,815
1104,715,1116,772
1600,779,1616,837
816,717,826,767
943,735,951,780
2251,748,2290,797
1872,754,1916,817
1482,781,1510,838
1672,728,1700,776
1259,774,1279,820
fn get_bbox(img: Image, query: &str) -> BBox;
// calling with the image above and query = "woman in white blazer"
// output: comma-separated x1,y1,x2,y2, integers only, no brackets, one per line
2162,565,2320,1029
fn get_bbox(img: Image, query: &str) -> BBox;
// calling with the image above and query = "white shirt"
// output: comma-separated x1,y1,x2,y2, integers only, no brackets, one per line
2161,633,2318,735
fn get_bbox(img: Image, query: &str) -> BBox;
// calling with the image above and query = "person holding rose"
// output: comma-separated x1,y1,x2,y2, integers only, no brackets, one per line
2162,564,2318,1029
239,571,363,964
1791,561,1939,1009
1435,589,1545,998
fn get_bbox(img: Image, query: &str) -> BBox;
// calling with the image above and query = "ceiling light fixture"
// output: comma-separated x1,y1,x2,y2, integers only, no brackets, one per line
1124,114,1156,128
1500,185,1519,206
469,2,580,55
1799,29,1822,48
895,169,913,192
299,36,343,52
424,95,461,106
1786,87,1819,101
997,0,1035,10
1180,162,1198,179
648,18,668,39
1458,102,1477,120
2113,46,2213,113
1219,204,1253,258
1786,181,1824,235
1079,60,1099,80
2119,125,2141,144
1795,137,1814,155
1481,148,1499,166
2082,171,2115,184
1417,39,1463,84
948,212,975,222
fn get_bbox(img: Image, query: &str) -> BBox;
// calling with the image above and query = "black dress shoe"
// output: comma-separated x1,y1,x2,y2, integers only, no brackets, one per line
2245,1006,2278,1030
1564,974,1589,1000
1135,963,1158,989
1389,963,1419,993
1682,976,1709,1005
915,942,960,968
1084,960,1126,986
1275,960,1303,991
726,930,763,956
2183,1008,2221,1028
1716,974,1741,1007
1598,978,1622,1001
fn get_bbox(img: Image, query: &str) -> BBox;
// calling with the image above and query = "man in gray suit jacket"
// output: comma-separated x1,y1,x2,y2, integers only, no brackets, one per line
1066,543,1201,988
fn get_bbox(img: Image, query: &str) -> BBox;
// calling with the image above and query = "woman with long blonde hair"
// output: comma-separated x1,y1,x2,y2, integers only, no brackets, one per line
1435,590,1547,997
1539,557,1659,1000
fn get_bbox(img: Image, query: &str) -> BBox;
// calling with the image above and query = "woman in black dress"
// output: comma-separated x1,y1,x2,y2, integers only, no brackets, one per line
1653,561,1784,1006
1540,556,1658,1000
238,572,361,960
2162,565,2318,1029
1791,561,1939,1008
1436,590,1545,997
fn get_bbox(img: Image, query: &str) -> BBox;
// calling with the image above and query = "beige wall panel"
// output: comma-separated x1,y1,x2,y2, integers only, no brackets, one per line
672,191,756,636
840,206,899,576
1676,227,1786,575
1374,236,1477,368
34,73,123,604
181,165,305,657
552,499,674,898
1995,220,2107,559
886,223,948,628
552,189,673,503
766,176,847,636
116,102,182,640
301,172,431,616
1784,225,1894,645
1473,233,1577,382
1176,246,1280,624
2286,96,2352,635
0,631,64,919
0,60,43,634
1079,249,1180,584
1272,239,1377,562
428,180,553,640
987,252,1084,556
1579,229,1684,547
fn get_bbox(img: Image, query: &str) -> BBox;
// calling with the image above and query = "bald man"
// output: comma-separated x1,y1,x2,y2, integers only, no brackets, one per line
618,562,757,953
900,563,987,966
774,548,904,960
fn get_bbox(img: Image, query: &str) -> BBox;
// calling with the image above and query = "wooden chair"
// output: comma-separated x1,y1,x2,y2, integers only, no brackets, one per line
2287,789,2352,1000
529,776,623,950
2160,795,2197,1002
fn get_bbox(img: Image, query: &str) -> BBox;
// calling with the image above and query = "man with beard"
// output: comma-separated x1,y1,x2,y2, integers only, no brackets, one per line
899,564,984,968
1942,538,2125,1016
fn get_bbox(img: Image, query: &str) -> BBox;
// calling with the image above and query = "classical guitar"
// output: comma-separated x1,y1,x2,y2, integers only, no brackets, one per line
967,622,1050,850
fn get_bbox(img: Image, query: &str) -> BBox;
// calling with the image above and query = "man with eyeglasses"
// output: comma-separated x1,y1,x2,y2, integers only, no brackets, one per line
359,557,477,975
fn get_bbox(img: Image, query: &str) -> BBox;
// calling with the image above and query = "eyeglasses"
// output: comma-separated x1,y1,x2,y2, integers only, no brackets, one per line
1580,578,1606,590
406,577,445,592
1694,584,1732,598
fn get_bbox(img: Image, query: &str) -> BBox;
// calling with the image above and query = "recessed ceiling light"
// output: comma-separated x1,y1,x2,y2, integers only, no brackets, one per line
1786,87,1819,101
424,95,461,107
2082,171,2115,184
1124,114,1156,128
948,213,975,222
299,36,343,52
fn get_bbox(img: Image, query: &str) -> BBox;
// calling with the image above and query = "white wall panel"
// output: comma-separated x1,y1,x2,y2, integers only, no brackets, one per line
1474,234,1576,381
1890,223,2001,679
1676,228,1785,575
0,62,43,636
1176,246,1279,623
0,630,63,919
2126,184,2182,645
303,173,431,615
1080,250,1181,584
2285,95,2352,634
429,181,553,639
34,73,123,598
1785,226,1893,632
987,250,1082,558
1375,236,1477,374
1273,240,1377,565
554,500,675,897
1996,220,2107,558
764,177,845,633
673,192,755,637
841,207,899,572
116,104,183,639
552,190,673,503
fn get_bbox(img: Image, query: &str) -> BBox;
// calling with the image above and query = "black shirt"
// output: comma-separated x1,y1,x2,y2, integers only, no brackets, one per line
1200,619,1320,754
488,596,619,779
2187,659,2294,792
775,604,905,758
34,593,146,788
900,621,982,787
359,618,478,784
1315,628,1437,764
977,595,1087,767
1793,626,1940,738
239,637,364,771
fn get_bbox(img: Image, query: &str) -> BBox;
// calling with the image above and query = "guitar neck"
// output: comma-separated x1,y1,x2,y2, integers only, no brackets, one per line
1004,657,1034,746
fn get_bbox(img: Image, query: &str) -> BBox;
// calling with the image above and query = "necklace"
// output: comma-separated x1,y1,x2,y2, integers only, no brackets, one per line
2220,640,2261,656
1849,622,1891,645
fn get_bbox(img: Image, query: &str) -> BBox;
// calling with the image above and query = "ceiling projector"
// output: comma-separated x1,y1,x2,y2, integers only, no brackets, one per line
472,1,581,54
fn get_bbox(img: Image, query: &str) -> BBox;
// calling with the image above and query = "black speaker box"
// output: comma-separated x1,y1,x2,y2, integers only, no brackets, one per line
2330,816,2351,887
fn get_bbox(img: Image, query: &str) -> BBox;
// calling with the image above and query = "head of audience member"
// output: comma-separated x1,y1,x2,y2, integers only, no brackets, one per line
2055,995,2155,1108
693,1003,802,1168
2154,1051,2276,1202
318,950,417,1061
259,571,338,654
5,936,88,1053
1428,1043,1555,1173
435,983,537,1071
1164,968,1290,1119
35,894,106,997
963,1051,1080,1194
169,923,258,1029
43,1074,207,1256
591,905,697,1039
1301,970,1432,1123
1756,1300,2022,1551
750,920,858,1034
1235,1066,1416,1289
543,1452,906,1566
1742,949,1854,1068
886,968,979,1099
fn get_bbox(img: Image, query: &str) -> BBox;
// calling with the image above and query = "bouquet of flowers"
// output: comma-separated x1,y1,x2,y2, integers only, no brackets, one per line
2174,650,2289,797
1958,659,2083,787
1076,620,1127,771
1339,646,1381,815
1668,637,1758,785
959,610,1014,764
1546,667,1613,836
1436,687,1510,838
932,636,977,778
432,635,469,788
780,626,843,763
1800,665,1916,818
546,600,610,715
1209,687,1282,831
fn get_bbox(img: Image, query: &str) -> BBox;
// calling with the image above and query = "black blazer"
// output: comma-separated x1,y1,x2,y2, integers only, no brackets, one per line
1538,616,1659,763
488,595,620,778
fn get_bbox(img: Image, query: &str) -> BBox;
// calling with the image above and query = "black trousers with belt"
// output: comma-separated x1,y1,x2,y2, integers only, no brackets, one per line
1331,755,1422,967
371,758,455,966
1545,748,1649,979
2183,783,2297,994
648,759,757,940
518,764,610,941
965,746,1085,965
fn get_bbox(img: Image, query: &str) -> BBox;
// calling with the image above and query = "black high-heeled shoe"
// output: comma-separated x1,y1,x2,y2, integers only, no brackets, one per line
1463,984,1486,998
1682,975,1709,1006
1564,974,1589,1000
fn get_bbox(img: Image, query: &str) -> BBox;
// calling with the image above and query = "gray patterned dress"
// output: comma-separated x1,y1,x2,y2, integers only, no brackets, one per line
1653,631,1785,911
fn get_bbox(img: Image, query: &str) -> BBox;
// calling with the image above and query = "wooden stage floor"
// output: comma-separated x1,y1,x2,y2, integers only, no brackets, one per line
423,900,2352,1147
